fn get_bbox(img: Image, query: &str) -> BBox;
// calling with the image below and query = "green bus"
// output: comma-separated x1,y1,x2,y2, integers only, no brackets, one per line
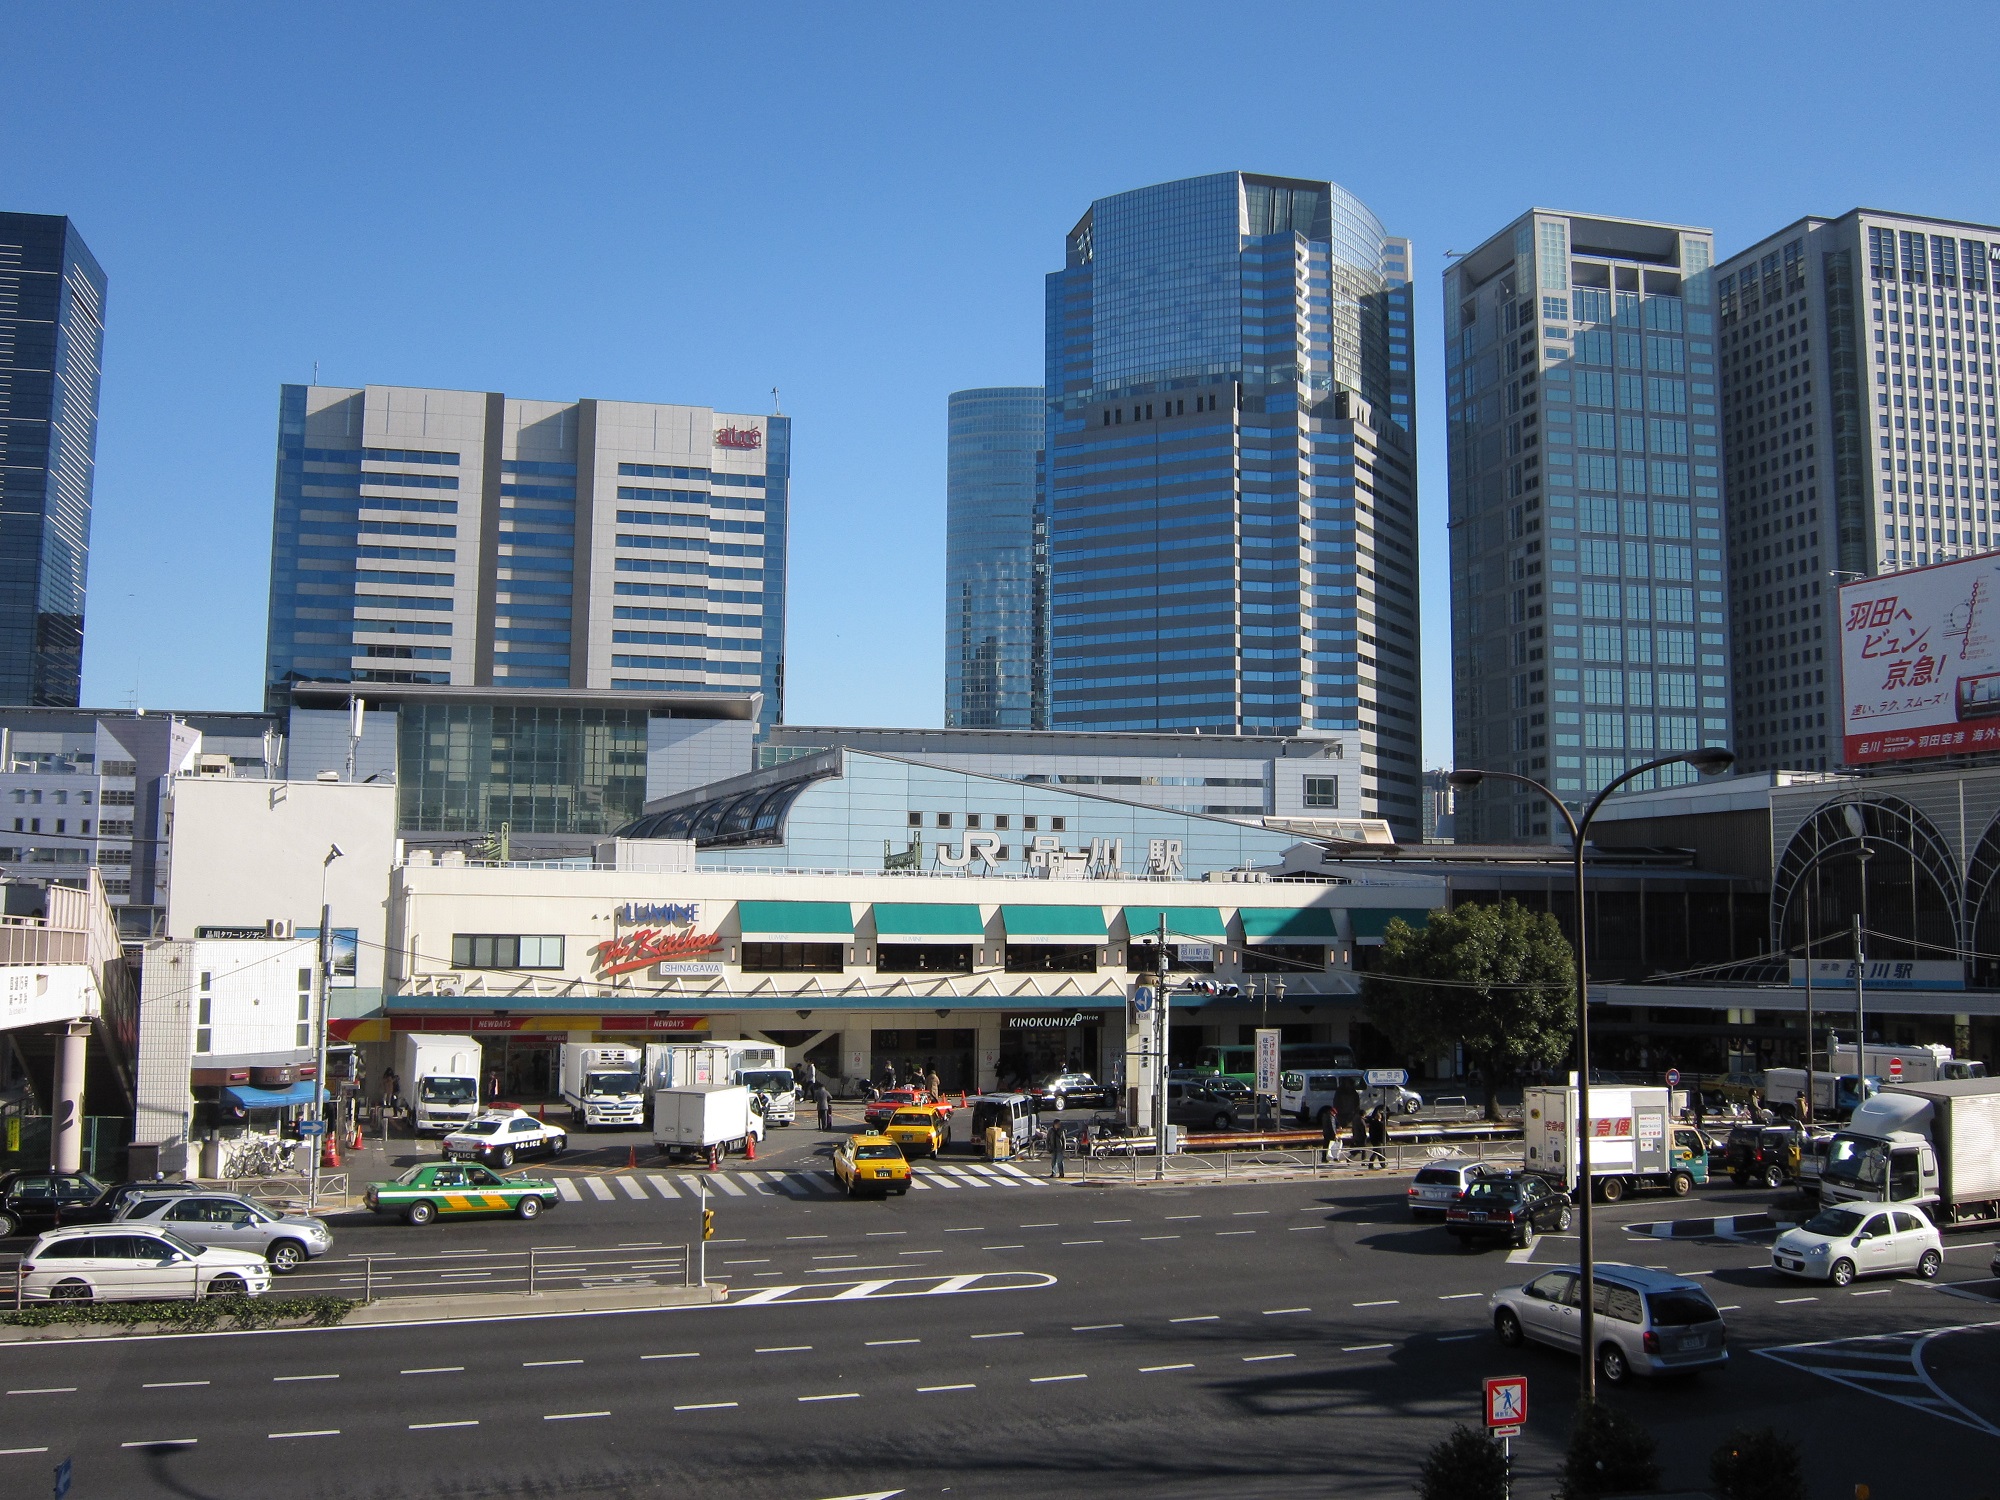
1195,1041,1356,1086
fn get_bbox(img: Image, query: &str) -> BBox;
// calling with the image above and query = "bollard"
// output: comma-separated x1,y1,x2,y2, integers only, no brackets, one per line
363,1256,373,1303
528,1247,538,1298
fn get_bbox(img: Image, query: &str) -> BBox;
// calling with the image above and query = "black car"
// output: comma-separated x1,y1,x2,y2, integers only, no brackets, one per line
1165,1081,1242,1131
1028,1073,1115,1111
67,1179,204,1225
0,1169,106,1238
1445,1174,1574,1249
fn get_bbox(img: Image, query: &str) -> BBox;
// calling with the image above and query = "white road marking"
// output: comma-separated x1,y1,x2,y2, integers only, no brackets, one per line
723,1259,771,1265
545,1411,610,1420
584,1177,616,1201
1717,1304,1743,1311
1216,1230,1256,1236
898,1249,943,1257
641,1353,700,1360
1021,1222,1059,1228
1072,1323,1123,1330
270,1429,340,1439
799,1393,861,1402
0,1448,49,1455
1353,1300,1399,1308
868,1338,921,1346
813,1253,859,1261
410,1421,478,1430
1171,1315,1219,1323
972,1331,1023,1339
122,1439,196,1448
918,1384,975,1392
1232,1210,1269,1216
1263,1307,1310,1315
524,1359,581,1367
1343,1343,1394,1352
1243,1353,1295,1362
1439,1293,1482,1301
1504,1246,1538,1264
7,1388,75,1395
675,1402,738,1411
274,1374,338,1382
1031,1374,1087,1383
644,1174,680,1199
1062,1240,1104,1246
984,1244,1025,1250
1776,1296,1819,1305
788,1234,829,1241
1165,1214,1202,1220
1437,1335,1478,1343
401,1367,464,1375
1141,1235,1180,1241
1851,1288,1894,1297
1093,1218,1133,1224
1289,1225,1328,1232
943,1226,986,1232
144,1381,212,1389
758,1345,812,1353
1141,1363,1194,1372
708,1175,747,1197
615,1175,647,1199
866,1231,907,1237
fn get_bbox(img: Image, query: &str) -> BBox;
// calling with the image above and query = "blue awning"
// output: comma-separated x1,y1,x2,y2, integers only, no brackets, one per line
222,1082,325,1110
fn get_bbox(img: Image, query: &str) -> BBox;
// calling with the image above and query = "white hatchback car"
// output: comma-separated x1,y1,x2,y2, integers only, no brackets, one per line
20,1224,272,1302
1407,1158,1498,1220
1772,1204,1942,1286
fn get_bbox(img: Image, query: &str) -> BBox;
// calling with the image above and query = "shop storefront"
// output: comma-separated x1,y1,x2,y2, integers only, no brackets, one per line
868,1028,976,1092
997,1010,1106,1089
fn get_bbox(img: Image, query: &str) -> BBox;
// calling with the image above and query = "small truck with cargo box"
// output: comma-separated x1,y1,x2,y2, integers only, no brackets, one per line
1818,1077,2000,1228
1523,1084,1708,1201
560,1043,647,1129
396,1033,482,1137
652,1082,767,1163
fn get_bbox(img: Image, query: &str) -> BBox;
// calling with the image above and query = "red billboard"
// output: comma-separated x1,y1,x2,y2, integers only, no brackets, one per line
1840,555,2000,765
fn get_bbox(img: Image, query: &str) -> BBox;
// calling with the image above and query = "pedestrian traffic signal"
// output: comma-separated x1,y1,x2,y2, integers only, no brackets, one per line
702,1208,715,1241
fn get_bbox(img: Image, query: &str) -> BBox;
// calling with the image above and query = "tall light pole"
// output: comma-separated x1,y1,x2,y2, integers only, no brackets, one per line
1448,747,1734,1404
307,843,345,1209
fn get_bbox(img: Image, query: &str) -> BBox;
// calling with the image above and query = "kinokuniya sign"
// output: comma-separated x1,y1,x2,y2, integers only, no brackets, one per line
1003,1012,1097,1030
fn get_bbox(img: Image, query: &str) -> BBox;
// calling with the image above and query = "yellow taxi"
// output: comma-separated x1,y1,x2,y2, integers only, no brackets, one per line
883,1106,948,1159
833,1133,912,1197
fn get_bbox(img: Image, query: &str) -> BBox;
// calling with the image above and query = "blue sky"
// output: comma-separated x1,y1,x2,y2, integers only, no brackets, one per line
5,2,1998,766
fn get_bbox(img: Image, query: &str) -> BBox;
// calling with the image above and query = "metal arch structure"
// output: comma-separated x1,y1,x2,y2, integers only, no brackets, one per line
1961,812,2000,986
1771,794,1964,960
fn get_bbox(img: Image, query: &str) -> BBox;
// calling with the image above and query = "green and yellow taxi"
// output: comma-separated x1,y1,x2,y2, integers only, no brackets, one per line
364,1162,561,1225
832,1134,912,1197
883,1105,948,1159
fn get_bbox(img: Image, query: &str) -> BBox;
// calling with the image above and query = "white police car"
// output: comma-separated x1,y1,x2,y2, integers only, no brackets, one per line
442,1109,569,1168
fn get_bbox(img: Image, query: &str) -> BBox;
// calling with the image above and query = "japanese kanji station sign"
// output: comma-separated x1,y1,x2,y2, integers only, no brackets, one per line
1840,556,2000,765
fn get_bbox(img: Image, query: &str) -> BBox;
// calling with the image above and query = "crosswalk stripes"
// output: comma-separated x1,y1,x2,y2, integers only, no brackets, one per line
540,1159,1054,1204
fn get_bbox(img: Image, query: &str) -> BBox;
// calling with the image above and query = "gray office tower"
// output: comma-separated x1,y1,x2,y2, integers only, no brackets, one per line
1716,210,2000,774
1043,172,1421,837
265,385,788,730
945,386,1045,729
1447,211,1732,842
0,214,105,706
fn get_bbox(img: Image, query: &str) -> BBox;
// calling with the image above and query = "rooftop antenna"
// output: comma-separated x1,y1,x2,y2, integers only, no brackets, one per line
771,386,782,415
312,359,320,386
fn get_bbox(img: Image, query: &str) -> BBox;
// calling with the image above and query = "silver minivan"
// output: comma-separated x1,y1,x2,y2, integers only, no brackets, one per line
1489,1262,1728,1385
119,1192,332,1273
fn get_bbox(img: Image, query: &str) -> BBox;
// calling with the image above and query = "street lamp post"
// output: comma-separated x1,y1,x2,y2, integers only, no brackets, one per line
307,843,345,1210
1448,747,1734,1404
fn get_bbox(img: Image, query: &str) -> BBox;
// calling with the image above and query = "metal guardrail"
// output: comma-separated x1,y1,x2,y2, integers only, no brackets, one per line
2,1243,695,1308
214,1174,348,1207
1067,1134,1526,1183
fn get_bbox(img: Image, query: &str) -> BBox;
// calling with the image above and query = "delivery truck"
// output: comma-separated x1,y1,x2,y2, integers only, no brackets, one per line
1760,1068,1880,1122
1818,1077,2000,1228
651,1083,767,1163
644,1040,796,1125
1522,1084,1708,1201
396,1033,482,1136
560,1043,647,1129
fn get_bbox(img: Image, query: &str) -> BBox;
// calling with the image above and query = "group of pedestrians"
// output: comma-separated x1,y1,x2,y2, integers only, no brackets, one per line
1320,1090,1389,1169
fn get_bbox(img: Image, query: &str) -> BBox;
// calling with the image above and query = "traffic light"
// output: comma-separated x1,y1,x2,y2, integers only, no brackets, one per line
1181,979,1242,1000
702,1208,715,1241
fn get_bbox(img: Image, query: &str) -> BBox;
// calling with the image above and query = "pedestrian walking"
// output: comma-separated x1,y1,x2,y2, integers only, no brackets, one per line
1349,1111,1367,1163
801,1060,817,1091
1049,1121,1068,1178
1366,1106,1388,1169
1320,1107,1342,1164
926,1068,941,1100
815,1080,834,1131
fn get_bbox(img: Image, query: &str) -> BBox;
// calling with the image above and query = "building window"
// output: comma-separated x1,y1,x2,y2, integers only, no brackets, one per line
195,972,212,1055
1125,942,1216,975
1242,945,1327,974
965,813,982,829
296,968,312,1048
994,814,1010,830
1022,816,1038,831
876,944,974,975
740,941,844,974
907,812,923,827
935,812,953,828
1004,944,1097,974
1303,776,1338,808
451,934,565,969
1051,817,1066,832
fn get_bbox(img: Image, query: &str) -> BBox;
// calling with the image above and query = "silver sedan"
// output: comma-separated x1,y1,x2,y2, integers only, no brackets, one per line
118,1192,332,1273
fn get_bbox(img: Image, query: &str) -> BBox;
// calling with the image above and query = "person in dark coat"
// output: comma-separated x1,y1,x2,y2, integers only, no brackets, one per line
1320,1107,1342,1163
1349,1111,1367,1161
1365,1106,1388,1169
815,1080,834,1131
1049,1120,1069,1179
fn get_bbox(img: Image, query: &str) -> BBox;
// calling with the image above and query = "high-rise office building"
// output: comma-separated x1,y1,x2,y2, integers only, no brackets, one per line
0,214,105,707
264,385,789,732
945,386,1045,729
1043,172,1421,836
1447,211,1732,841
1716,210,2000,774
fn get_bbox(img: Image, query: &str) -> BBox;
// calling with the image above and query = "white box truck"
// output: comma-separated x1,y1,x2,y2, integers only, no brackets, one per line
397,1033,482,1137
645,1040,796,1125
652,1083,766,1163
560,1043,647,1129
1761,1068,1879,1122
644,1042,733,1090
1818,1077,2000,1228
1523,1084,1705,1201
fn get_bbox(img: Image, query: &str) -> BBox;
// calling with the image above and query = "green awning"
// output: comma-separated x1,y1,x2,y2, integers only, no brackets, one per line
1237,907,1341,942
1121,906,1227,942
736,901,854,940
873,903,985,941
1348,908,1436,942
1001,904,1108,942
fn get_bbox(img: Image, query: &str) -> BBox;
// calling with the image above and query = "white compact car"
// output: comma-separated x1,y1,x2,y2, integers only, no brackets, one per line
1771,1205,1942,1286
20,1224,272,1302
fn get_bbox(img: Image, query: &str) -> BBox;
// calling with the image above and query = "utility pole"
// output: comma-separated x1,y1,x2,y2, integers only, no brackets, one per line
307,844,343,1210
1154,917,1169,1181
1854,841,1873,1082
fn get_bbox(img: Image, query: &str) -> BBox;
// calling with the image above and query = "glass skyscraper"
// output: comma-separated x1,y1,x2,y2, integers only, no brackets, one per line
0,214,105,706
945,386,1045,728
1043,172,1422,837
264,384,789,733
1446,211,1733,841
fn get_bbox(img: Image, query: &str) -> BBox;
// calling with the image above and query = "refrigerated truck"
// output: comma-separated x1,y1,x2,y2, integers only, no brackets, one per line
651,1083,766,1162
396,1033,482,1137
1522,1085,1707,1201
1818,1077,2000,1228
559,1043,646,1129
1761,1068,1881,1122
645,1040,796,1125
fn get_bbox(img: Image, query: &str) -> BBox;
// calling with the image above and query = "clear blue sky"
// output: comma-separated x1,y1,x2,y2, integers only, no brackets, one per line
6,2,1997,765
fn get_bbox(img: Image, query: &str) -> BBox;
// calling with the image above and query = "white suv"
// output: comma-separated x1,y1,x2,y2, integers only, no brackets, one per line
1407,1158,1497,1220
20,1225,272,1302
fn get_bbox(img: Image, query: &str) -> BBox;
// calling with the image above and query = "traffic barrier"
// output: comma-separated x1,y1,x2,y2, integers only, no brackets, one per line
745,1131,757,1160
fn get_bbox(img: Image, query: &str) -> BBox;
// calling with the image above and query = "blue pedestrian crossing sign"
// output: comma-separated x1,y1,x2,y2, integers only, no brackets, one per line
1483,1374,1527,1435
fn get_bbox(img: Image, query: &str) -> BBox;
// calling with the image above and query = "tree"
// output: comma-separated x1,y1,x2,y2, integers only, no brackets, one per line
1362,900,1576,1119
1415,1424,1508,1500
1556,1401,1660,1500
1709,1427,1807,1500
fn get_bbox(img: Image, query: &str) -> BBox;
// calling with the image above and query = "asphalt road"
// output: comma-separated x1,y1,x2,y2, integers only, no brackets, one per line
6,1162,1997,1498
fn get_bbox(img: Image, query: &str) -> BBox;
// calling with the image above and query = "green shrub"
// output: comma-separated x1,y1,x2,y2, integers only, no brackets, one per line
1416,1424,1508,1500
0,1295,353,1332
1557,1401,1660,1500
1710,1427,1807,1500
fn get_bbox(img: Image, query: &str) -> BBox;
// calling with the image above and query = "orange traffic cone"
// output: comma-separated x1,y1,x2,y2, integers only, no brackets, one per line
349,1123,363,1151
745,1131,757,1161
707,1144,721,1171
321,1134,341,1169
627,1145,638,1169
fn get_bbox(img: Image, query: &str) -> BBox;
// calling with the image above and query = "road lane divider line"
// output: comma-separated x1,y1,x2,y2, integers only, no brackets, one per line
983,1244,1025,1251
0,1448,49,1455
524,1359,582,1367
1030,1374,1087,1383
1141,1363,1193,1372
1072,1323,1123,1331
1438,1293,1482,1301
1216,1230,1256,1236
1343,1343,1394,1352
545,1412,611,1420
1262,1308,1310,1315
7,1388,75,1395
269,1430,339,1439
1062,1240,1104,1246
1353,1300,1400,1308
1170,1315,1219,1323
867,1339,921,1346
757,1345,812,1353
274,1374,338,1382
1776,1297,1819,1305
410,1421,478,1430
1243,1353,1295,1362
400,1368,464,1375
918,1384,975,1392
799,1393,861,1402
121,1439,196,1448
675,1402,738,1411
1141,1235,1180,1241
641,1353,700,1360
143,1381,212,1389
1851,1288,1894,1297
971,1330,1023,1339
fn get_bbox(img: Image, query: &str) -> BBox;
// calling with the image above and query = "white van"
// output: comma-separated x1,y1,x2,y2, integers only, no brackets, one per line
1281,1069,1423,1125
